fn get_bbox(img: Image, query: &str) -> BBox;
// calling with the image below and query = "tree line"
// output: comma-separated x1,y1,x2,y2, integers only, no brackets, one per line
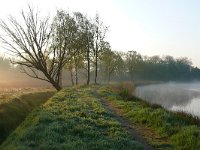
100,51,200,82
1,6,200,90
0,6,108,90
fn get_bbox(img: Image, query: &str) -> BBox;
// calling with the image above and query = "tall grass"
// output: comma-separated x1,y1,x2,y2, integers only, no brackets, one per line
0,90,55,144
111,82,135,99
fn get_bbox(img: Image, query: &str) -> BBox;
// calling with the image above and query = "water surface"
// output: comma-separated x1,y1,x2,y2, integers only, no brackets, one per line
135,82,200,118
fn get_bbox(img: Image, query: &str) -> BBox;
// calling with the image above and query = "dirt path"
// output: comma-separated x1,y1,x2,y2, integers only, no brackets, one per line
92,90,154,150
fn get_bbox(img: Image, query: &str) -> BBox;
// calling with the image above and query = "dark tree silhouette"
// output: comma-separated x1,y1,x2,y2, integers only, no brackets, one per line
0,6,68,91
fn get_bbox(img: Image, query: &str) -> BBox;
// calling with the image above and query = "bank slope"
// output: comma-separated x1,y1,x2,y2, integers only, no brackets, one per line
1,87,143,150
97,85,200,149
0,90,55,144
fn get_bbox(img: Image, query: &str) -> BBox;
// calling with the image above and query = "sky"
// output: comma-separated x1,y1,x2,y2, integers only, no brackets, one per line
0,0,200,66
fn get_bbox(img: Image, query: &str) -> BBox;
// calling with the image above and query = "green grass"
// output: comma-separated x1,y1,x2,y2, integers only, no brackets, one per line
1,87,143,150
0,90,55,144
97,85,200,150
0,88,53,105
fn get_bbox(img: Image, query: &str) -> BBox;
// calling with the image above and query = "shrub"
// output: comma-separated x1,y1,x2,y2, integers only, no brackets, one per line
111,82,135,99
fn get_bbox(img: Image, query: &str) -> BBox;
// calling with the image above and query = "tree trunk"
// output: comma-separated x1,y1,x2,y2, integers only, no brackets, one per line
48,78,62,91
94,54,98,84
94,29,99,84
87,55,90,85
43,72,62,91
59,69,63,88
108,68,111,83
53,82,62,91
75,62,78,85
108,73,111,83
70,69,74,86
86,36,90,85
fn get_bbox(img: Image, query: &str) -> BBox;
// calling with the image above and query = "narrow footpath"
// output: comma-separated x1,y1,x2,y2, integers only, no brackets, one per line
92,90,154,150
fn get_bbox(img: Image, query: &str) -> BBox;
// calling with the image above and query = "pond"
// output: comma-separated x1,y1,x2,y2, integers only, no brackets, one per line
135,82,200,118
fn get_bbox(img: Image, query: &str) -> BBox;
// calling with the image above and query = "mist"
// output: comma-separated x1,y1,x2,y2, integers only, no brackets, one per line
135,81,200,118
0,56,101,89
0,57,74,88
0,67,88,89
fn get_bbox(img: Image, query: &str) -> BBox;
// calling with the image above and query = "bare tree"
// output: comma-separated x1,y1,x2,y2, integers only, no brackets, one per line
0,6,68,91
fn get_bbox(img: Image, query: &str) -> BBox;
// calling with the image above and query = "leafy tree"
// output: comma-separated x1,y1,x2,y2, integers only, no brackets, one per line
52,10,78,86
92,13,108,84
73,12,94,85
126,51,143,81
99,44,124,82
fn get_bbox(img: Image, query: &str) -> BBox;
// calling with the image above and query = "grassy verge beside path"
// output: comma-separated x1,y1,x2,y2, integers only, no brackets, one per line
1,87,143,150
97,85,200,150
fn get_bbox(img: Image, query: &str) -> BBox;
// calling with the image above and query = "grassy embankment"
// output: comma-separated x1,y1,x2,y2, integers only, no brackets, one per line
97,84,200,149
1,86,143,150
0,88,55,144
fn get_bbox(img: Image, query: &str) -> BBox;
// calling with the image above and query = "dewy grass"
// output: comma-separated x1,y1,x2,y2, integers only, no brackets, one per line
97,85,200,149
0,90,55,144
1,87,143,150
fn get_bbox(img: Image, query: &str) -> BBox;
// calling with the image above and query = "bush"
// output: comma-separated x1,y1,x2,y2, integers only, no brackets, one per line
111,82,135,99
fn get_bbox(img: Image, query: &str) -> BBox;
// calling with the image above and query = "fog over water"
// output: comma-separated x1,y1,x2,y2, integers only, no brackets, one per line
135,82,200,118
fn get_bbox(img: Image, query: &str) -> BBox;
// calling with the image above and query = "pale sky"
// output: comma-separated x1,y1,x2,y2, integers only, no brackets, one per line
0,0,200,66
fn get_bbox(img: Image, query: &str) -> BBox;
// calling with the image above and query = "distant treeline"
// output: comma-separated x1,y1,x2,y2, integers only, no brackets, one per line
132,55,200,81
2,50,200,85
98,51,200,82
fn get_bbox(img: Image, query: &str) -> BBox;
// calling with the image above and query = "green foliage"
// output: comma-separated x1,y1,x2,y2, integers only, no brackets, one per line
125,52,200,81
97,86,200,149
99,48,125,82
119,89,129,99
1,87,143,150
0,91,55,144
98,51,200,83
171,126,200,150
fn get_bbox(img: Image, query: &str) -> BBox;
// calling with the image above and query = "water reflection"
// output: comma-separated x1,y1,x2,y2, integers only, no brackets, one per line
171,98,200,117
135,82,200,117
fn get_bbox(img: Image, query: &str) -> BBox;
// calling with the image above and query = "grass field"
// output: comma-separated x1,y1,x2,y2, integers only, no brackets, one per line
0,88,55,144
0,88,54,104
97,85,200,149
1,84,200,149
0,86,143,150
